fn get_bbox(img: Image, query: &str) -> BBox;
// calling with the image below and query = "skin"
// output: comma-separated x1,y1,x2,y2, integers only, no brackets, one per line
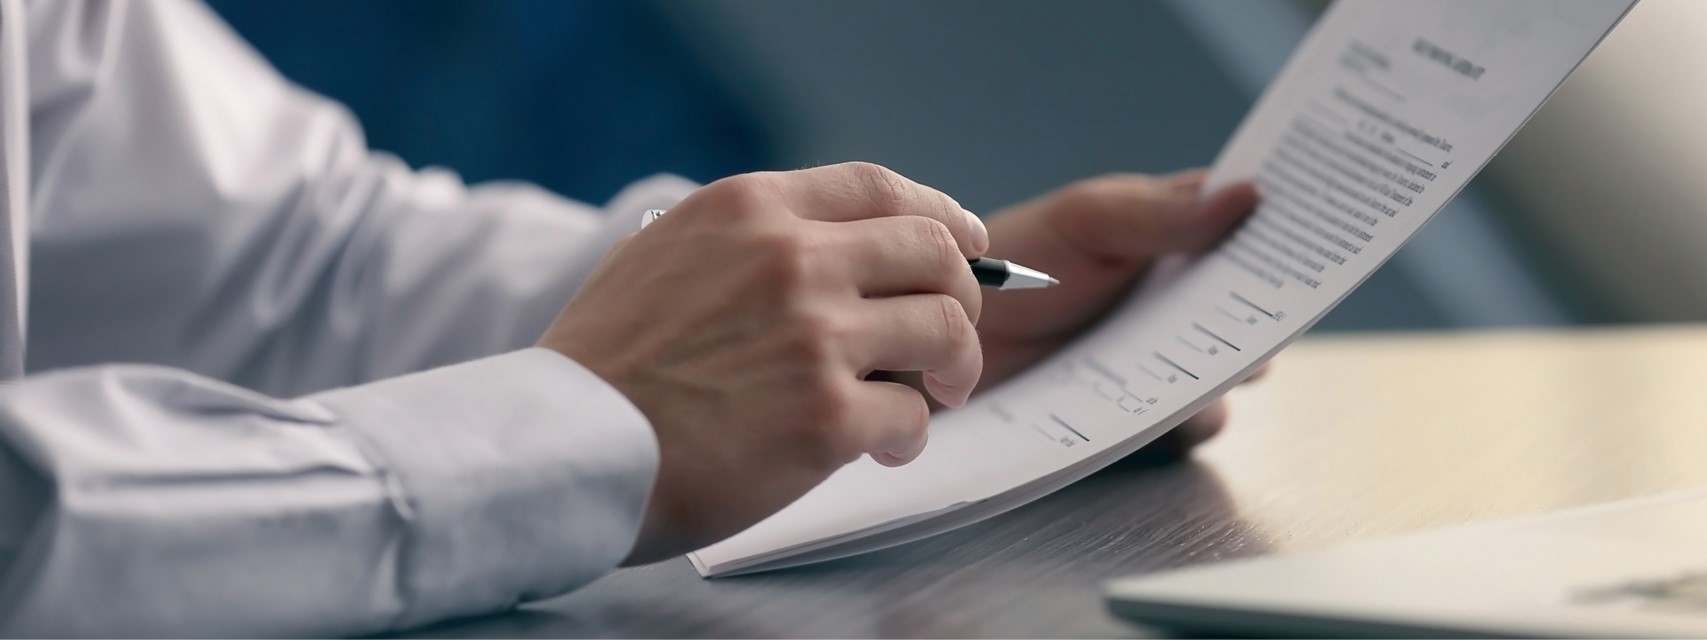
975,169,1261,450
879,170,1261,449
537,162,1259,565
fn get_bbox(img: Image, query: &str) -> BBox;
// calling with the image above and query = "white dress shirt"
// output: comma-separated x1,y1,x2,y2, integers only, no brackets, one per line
0,0,692,635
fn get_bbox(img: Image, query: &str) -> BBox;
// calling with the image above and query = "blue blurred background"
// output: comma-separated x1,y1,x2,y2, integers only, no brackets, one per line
209,0,775,205
206,0,1706,333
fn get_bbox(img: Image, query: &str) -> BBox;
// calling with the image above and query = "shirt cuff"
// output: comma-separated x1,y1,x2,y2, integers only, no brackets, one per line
306,348,657,628
605,173,701,222
543,173,701,305
589,173,701,250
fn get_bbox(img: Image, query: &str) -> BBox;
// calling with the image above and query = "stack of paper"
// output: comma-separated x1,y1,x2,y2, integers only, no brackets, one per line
690,0,1637,578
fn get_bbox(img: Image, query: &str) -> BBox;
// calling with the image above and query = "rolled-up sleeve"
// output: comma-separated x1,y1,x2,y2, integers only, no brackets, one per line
0,348,657,637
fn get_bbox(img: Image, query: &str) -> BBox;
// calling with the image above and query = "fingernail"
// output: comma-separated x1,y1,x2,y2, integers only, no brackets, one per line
963,208,990,255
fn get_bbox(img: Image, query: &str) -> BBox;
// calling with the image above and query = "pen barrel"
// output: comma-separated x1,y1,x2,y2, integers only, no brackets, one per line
969,258,1009,288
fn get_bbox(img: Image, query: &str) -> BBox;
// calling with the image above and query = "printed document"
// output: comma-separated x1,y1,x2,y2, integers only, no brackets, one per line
691,0,1637,577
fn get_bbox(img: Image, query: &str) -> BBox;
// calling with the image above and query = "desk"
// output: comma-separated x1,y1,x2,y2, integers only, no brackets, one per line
418,326,1707,638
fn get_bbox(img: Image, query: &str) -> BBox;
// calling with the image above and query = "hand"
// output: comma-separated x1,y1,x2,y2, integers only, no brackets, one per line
976,170,1260,452
538,162,989,564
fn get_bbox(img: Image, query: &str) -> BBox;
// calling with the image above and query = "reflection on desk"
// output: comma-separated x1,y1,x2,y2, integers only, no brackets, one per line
407,325,1707,639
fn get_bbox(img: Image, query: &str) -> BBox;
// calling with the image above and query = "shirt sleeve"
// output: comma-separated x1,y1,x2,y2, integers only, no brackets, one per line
0,347,658,637
21,0,699,395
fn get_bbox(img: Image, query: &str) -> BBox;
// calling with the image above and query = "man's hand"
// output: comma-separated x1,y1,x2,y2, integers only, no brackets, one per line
537,162,988,565
976,170,1260,452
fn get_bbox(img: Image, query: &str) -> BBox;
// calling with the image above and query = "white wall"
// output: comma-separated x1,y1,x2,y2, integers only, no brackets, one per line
1485,0,1707,322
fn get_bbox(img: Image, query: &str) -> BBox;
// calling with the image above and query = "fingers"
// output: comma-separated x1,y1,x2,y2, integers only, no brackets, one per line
833,216,984,324
1153,366,1264,456
1243,362,1272,383
1141,401,1229,462
1051,172,1259,263
854,380,933,467
1174,401,1229,449
777,162,990,258
853,294,983,407
1191,179,1262,248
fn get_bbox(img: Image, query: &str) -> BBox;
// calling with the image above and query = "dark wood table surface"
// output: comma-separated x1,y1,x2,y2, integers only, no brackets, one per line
414,326,1707,638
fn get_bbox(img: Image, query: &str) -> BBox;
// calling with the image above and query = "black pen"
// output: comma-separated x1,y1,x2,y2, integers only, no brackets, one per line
967,257,1058,290
641,209,1059,290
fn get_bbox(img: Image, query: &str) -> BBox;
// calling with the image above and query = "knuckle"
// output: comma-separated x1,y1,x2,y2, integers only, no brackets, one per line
717,171,774,194
753,231,817,286
791,306,849,353
845,161,912,213
701,173,775,217
958,278,983,325
806,383,863,465
932,294,973,350
779,304,845,368
913,216,961,264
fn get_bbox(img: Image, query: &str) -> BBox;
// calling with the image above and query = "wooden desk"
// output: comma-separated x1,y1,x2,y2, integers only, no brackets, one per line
416,326,1707,638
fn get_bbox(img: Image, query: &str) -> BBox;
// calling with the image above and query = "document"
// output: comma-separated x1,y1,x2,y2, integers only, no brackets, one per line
690,0,1637,577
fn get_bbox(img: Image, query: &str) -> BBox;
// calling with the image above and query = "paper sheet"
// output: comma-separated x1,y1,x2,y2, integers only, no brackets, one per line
691,0,1637,577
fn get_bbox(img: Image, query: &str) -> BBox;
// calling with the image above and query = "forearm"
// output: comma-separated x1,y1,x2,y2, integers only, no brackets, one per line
0,350,656,637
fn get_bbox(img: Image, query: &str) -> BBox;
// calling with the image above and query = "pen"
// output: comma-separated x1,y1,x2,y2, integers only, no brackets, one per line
641,209,1059,290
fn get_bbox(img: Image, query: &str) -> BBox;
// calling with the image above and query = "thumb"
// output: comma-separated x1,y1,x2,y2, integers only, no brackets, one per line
1052,172,1257,264
1177,178,1259,253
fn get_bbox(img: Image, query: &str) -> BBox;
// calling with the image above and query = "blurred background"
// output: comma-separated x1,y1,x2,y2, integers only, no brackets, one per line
207,0,1705,333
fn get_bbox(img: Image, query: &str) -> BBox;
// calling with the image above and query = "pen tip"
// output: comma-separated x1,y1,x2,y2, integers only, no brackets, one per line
999,262,1058,289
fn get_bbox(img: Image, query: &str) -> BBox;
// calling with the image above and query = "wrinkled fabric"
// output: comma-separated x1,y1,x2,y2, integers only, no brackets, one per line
0,0,695,635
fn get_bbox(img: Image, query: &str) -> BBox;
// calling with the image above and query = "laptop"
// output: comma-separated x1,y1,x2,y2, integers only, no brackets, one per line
1105,489,1707,638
